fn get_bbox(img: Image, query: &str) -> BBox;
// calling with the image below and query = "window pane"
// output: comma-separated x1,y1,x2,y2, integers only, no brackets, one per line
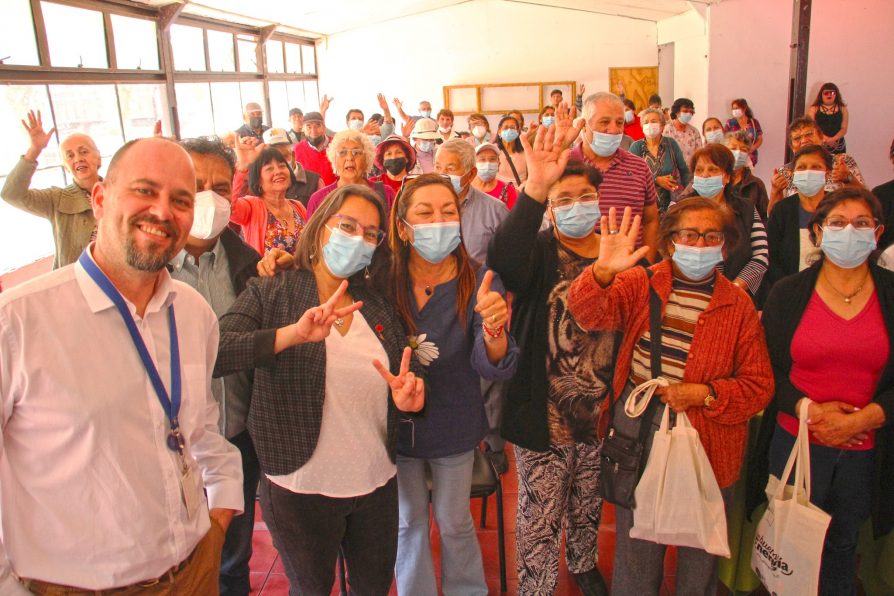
301,45,316,74
284,43,302,75
286,81,306,112
266,40,284,74
0,85,57,171
207,30,234,72
209,82,242,137
236,36,257,73
0,0,39,66
268,81,288,129
42,2,108,68
170,24,206,71
175,83,214,139
304,81,319,110
0,191,55,273
118,84,168,139
111,15,159,70
48,85,123,162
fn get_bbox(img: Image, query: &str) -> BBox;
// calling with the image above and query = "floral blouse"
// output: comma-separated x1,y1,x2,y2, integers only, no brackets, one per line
662,121,703,167
264,203,306,255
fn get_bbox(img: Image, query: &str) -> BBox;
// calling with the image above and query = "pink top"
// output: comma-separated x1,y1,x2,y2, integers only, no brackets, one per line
230,196,307,256
778,290,889,449
482,180,518,209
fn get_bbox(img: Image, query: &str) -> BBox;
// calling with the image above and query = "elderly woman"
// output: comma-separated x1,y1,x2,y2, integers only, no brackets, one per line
374,134,416,195
472,142,518,209
496,115,527,187
567,199,773,596
725,130,769,221
702,117,725,145
390,173,518,596
466,112,492,147
758,188,894,596
229,147,308,255
629,107,690,214
662,97,703,166
724,98,763,166
305,129,396,218
488,116,611,595
215,184,424,595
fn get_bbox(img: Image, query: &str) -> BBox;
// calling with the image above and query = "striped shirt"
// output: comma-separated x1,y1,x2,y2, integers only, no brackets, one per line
630,275,715,384
725,206,768,295
568,146,658,247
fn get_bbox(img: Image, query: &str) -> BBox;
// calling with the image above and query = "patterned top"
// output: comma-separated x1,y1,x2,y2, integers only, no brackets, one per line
264,205,305,254
723,117,763,165
662,121,703,166
629,275,715,385
777,154,866,197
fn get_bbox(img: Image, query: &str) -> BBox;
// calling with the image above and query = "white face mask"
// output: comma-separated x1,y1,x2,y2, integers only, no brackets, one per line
731,108,744,119
438,125,452,134
472,125,487,139
190,190,232,240
348,119,364,130
642,122,662,139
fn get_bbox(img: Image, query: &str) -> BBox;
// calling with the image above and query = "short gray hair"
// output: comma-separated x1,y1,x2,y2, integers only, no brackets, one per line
640,107,666,127
327,129,376,176
726,129,754,150
582,92,625,121
436,139,476,172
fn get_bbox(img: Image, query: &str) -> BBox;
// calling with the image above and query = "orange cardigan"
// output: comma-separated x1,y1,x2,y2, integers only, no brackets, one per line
568,260,773,488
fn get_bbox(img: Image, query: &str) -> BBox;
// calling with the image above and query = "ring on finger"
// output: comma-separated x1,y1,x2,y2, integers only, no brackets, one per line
609,229,620,235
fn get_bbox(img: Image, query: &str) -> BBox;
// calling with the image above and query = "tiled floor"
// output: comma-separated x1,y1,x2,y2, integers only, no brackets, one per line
246,449,726,595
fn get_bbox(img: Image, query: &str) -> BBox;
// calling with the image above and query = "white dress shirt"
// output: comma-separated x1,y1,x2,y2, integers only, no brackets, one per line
0,249,243,592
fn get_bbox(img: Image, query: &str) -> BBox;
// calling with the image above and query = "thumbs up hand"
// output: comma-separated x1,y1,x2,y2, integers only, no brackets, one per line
473,270,508,331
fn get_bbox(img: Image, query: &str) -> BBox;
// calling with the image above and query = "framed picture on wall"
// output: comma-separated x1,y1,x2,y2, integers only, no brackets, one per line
608,67,658,112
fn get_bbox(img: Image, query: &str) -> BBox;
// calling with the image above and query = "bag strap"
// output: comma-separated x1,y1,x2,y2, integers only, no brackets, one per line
648,270,662,378
499,144,522,186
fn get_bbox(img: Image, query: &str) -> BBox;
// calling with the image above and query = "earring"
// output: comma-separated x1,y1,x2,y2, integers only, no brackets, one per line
364,266,371,280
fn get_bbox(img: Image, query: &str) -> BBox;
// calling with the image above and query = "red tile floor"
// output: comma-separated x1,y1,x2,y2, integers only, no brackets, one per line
247,448,736,595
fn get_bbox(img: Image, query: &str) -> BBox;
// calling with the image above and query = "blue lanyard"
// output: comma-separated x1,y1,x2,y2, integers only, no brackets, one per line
78,250,184,454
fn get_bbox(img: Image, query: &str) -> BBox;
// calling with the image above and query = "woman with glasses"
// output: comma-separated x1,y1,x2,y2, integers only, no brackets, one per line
629,107,690,214
390,173,518,596
723,98,763,166
215,184,424,595
808,82,849,155
487,114,613,595
305,129,396,218
567,196,773,596
757,187,894,596
767,144,833,287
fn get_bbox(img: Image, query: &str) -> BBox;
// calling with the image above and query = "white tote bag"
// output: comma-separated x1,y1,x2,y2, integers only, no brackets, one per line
630,405,730,557
751,401,831,595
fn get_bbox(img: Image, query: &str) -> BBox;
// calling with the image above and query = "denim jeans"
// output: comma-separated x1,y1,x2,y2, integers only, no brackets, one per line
395,451,487,596
768,424,875,596
220,430,261,596
258,475,398,596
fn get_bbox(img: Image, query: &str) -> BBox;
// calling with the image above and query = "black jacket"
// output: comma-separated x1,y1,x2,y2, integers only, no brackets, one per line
766,194,804,287
747,261,894,537
219,227,261,293
872,178,894,252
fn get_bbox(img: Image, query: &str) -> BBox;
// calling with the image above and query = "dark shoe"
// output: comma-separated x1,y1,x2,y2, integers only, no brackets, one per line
572,568,609,596
483,446,508,475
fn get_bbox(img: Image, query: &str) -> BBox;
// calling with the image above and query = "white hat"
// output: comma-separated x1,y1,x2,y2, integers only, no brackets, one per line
411,118,441,140
263,127,290,145
475,142,499,156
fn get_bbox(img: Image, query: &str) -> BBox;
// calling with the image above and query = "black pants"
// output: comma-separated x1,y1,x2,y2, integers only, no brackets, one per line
258,475,398,596
220,430,261,596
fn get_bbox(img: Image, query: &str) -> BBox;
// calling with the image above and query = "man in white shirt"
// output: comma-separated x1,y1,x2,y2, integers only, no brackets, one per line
0,136,243,594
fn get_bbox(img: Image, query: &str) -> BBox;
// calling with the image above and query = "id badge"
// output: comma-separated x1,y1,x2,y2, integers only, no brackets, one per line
178,453,202,519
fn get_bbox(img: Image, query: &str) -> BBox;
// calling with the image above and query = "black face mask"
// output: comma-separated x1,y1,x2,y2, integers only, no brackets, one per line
249,116,263,129
383,157,408,176
308,135,324,148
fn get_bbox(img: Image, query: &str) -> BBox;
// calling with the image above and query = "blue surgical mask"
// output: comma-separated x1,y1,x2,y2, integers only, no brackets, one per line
705,130,724,144
348,119,364,130
420,110,432,119
820,225,877,269
679,112,694,124
542,116,556,128
369,135,382,146
476,162,498,182
448,173,467,194
500,129,519,143
731,149,749,170
417,140,433,153
322,227,375,278
553,201,602,238
624,110,634,124
672,243,723,281
405,221,462,264
692,175,725,199
589,132,623,157
793,170,826,197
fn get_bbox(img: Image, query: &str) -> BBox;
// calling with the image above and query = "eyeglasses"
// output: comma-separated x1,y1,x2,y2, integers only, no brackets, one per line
823,217,877,231
398,173,452,194
672,229,725,246
822,90,837,96
549,193,599,209
790,132,819,144
329,213,386,246
336,148,364,159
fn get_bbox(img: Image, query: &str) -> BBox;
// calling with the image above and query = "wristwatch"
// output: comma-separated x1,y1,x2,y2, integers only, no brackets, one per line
704,383,716,408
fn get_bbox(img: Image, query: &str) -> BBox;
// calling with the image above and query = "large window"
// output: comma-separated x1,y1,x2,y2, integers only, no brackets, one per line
42,2,109,68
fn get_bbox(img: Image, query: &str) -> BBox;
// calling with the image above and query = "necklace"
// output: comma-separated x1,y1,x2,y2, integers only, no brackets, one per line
822,269,870,304
411,259,456,297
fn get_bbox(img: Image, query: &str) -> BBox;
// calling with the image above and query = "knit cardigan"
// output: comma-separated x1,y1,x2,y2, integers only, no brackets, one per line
567,259,774,488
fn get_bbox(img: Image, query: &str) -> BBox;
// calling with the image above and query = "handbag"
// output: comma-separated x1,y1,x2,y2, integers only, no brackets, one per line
599,270,664,509
630,406,731,557
750,400,831,594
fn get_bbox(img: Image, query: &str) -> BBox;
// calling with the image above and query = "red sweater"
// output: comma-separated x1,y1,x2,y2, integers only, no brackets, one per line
294,138,336,186
568,260,774,488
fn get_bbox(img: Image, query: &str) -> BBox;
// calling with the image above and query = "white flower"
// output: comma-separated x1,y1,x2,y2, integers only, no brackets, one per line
408,333,439,366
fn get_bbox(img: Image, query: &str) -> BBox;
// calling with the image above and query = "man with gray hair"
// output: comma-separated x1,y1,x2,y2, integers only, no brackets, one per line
235,102,269,141
1,110,102,268
569,93,659,262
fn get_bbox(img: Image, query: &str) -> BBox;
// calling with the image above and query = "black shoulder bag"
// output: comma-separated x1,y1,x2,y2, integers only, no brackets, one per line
599,269,665,509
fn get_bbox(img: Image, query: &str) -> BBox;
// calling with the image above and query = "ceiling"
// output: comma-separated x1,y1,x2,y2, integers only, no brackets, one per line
136,0,710,38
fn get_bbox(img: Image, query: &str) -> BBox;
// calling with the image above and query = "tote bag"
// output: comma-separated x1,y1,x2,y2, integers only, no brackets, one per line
751,401,831,595
631,406,730,557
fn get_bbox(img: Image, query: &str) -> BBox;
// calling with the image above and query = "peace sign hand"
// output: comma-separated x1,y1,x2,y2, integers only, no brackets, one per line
521,101,584,202
373,347,425,412
292,280,362,344
22,110,56,161
592,207,651,287
473,270,508,329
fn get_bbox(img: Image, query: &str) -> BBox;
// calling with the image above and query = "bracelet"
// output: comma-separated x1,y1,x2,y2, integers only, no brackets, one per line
482,323,504,339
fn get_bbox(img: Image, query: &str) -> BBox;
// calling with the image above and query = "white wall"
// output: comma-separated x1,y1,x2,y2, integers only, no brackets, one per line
806,0,894,188
657,9,708,132
315,0,657,131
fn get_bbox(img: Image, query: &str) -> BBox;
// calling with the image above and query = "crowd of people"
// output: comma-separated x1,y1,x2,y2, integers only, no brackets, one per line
0,80,893,596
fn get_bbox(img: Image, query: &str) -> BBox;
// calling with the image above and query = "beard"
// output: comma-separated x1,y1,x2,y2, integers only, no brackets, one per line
125,215,180,272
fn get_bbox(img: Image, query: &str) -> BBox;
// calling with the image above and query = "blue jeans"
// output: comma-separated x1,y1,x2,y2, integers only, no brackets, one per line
220,430,261,596
768,424,875,596
395,451,487,596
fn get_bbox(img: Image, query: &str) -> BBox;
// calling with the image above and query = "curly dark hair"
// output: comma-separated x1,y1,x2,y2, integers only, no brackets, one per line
178,137,236,176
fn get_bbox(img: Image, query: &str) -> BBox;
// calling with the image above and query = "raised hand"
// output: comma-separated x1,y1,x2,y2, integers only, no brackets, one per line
373,347,425,412
377,93,389,111
473,270,508,329
320,94,333,117
153,119,163,137
592,207,651,286
392,97,403,110
520,101,584,202
22,110,56,161
234,135,265,171
579,83,587,97
291,280,362,344
257,248,295,277
362,120,381,136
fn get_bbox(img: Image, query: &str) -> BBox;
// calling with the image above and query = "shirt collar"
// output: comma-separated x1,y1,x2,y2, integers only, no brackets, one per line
171,237,224,273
